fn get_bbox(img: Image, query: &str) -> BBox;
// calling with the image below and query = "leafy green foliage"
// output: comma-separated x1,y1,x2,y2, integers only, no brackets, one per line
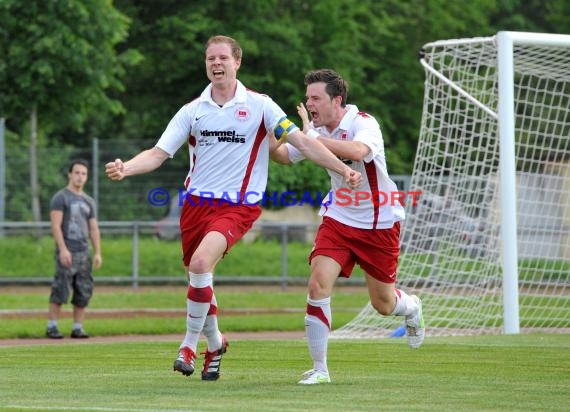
1,0,568,218
0,0,139,135
3,130,78,221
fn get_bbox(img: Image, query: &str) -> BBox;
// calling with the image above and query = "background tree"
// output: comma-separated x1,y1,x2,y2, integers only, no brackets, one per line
0,0,139,221
1,0,568,220
491,0,570,33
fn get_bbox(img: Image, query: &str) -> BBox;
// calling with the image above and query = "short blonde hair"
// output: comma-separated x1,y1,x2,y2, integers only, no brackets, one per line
205,35,242,61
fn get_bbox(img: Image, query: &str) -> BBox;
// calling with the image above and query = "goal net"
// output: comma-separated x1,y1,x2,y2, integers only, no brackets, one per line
332,32,570,338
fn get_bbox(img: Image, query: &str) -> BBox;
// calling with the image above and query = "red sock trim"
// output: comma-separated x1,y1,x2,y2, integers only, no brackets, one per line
187,285,213,303
307,304,331,330
207,304,218,316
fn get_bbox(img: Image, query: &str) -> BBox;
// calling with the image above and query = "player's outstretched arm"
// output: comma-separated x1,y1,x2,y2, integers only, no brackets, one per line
105,147,170,181
269,132,292,165
316,137,370,162
287,130,362,188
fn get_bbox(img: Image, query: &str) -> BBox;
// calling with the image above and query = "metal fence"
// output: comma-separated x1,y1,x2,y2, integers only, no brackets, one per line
0,138,186,222
0,127,412,287
0,134,411,223
0,220,330,288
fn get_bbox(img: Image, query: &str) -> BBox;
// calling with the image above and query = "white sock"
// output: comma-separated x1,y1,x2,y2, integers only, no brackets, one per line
180,272,213,352
202,293,223,352
72,323,82,330
305,296,331,373
47,320,57,328
391,289,418,316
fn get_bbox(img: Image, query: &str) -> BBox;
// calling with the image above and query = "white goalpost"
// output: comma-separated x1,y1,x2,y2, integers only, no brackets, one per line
332,31,570,338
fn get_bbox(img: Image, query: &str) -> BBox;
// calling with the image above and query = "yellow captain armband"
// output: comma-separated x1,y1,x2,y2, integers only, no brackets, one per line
273,117,299,142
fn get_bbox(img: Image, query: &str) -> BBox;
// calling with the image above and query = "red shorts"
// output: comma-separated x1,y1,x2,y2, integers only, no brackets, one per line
180,195,262,266
309,217,400,283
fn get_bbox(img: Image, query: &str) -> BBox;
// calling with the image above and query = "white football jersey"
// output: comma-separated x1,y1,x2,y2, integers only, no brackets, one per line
287,105,405,229
156,80,290,203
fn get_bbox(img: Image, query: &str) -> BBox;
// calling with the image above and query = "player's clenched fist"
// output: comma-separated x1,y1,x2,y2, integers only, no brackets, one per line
342,168,362,189
105,159,125,181
348,170,362,189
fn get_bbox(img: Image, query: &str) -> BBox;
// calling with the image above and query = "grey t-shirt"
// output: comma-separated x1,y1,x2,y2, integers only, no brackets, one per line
50,188,96,253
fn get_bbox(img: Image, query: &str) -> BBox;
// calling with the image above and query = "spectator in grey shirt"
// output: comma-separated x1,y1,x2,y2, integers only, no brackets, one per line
46,159,102,339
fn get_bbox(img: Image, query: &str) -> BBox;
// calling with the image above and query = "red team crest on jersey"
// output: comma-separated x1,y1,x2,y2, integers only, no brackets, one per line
235,107,250,121
341,132,347,140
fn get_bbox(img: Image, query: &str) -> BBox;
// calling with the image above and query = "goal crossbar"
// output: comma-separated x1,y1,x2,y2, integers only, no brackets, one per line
332,31,570,339
419,58,498,119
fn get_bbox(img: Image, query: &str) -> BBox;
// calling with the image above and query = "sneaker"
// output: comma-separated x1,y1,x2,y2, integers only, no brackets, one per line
201,335,229,381
70,328,89,339
301,369,315,379
298,369,331,385
173,347,196,376
46,326,64,339
405,295,425,349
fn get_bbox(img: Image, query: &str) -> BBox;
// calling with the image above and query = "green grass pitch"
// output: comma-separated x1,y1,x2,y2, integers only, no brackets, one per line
1,334,568,412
